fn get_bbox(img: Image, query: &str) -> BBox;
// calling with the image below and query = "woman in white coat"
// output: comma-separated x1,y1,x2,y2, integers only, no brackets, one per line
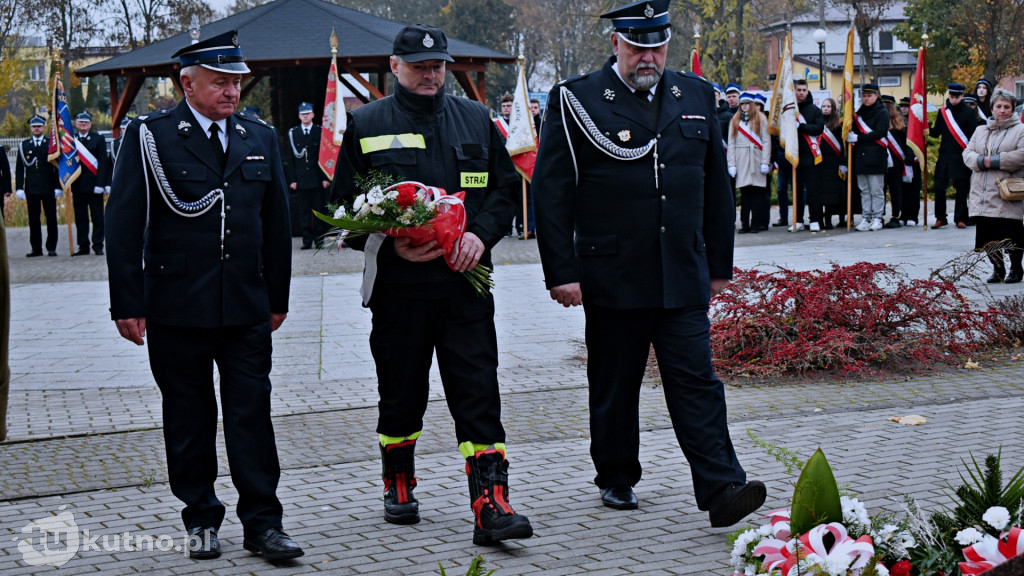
728,93,772,233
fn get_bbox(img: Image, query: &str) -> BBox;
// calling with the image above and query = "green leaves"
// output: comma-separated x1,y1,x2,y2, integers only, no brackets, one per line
790,447,843,535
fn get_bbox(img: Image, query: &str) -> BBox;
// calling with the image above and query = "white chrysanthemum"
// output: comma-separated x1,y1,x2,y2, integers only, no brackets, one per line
730,529,758,561
982,506,1011,531
820,554,853,576
357,203,371,216
841,496,871,527
367,186,384,204
370,205,384,215
901,532,916,549
955,527,985,546
757,523,774,536
333,205,346,219
874,563,890,576
385,189,398,200
353,194,366,211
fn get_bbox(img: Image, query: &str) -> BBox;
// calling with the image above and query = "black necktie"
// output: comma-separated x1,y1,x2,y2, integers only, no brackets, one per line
634,89,651,101
209,123,226,170
303,127,309,136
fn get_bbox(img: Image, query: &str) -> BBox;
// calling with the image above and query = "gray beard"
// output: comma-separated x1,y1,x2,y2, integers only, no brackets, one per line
629,64,662,90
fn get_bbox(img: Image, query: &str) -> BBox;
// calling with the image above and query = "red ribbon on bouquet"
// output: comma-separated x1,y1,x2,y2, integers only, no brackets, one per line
380,182,468,273
960,527,1024,575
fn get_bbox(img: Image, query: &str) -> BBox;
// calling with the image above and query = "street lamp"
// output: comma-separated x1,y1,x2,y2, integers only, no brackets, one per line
813,28,827,90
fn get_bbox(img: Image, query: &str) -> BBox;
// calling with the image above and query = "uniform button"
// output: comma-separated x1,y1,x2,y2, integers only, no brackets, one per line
180,170,187,176
224,254,231,261
159,265,165,270
225,229,231,236
225,205,231,212
660,226,666,233
223,182,230,188
256,171,262,176
657,134,662,139
661,195,666,201
659,163,666,169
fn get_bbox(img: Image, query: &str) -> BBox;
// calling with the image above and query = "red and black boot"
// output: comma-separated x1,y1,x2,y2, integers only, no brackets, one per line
381,440,420,525
465,449,533,545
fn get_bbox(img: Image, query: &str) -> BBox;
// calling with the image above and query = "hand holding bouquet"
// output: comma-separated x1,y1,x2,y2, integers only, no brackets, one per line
315,171,494,295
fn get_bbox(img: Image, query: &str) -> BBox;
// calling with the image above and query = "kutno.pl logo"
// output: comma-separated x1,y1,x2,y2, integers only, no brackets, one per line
13,505,205,567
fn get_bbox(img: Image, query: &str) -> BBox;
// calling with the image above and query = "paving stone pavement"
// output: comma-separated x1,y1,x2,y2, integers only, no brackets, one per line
1,205,1023,575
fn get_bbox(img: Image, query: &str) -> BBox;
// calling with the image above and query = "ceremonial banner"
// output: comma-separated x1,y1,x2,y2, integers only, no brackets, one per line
505,59,537,181
768,34,799,167
691,48,702,77
841,27,855,143
47,74,81,190
906,46,927,170
319,30,346,180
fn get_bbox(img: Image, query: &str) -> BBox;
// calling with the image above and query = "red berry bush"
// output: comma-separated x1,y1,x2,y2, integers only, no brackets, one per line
709,262,1014,377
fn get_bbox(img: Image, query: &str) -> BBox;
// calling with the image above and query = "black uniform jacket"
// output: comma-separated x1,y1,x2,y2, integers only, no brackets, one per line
853,101,890,175
284,124,325,189
796,97,825,165
15,137,59,195
533,57,735,310
0,145,10,197
930,99,977,179
105,100,292,327
71,130,108,193
331,81,519,288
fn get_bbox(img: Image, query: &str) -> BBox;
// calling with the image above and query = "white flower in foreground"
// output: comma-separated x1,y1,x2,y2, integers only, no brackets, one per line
385,189,398,200
367,186,384,204
955,527,985,546
370,204,385,215
875,563,890,576
730,528,758,563
353,194,366,211
333,206,346,219
982,506,1011,531
841,496,871,527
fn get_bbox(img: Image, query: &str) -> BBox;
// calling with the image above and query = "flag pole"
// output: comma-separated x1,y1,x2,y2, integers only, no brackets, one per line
50,61,76,256
789,31,798,231
518,54,530,239
920,32,929,230
846,146,853,229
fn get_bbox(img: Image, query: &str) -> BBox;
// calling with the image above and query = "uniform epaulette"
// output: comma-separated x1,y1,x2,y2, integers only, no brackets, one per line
557,72,592,87
236,112,270,127
680,71,712,86
135,109,172,123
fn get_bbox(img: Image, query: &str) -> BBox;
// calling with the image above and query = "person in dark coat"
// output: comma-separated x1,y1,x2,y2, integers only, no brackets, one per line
881,96,910,228
69,111,108,256
818,98,853,228
898,97,922,225
330,24,533,546
105,30,303,562
930,83,978,228
15,115,60,256
284,102,330,249
792,79,825,231
0,140,10,219
848,83,890,230
533,0,766,528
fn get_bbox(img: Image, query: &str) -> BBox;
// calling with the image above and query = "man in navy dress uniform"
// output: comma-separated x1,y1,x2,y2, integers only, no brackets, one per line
105,30,302,562
70,110,108,255
15,115,60,257
533,0,766,528
284,102,330,249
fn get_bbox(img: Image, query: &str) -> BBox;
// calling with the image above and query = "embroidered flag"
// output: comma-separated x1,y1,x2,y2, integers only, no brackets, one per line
319,29,346,181
906,46,928,170
48,74,82,190
768,33,799,167
841,27,855,143
691,48,702,77
505,58,538,181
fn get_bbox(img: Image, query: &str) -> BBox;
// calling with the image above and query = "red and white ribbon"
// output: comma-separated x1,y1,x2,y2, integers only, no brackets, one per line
737,123,763,150
821,127,842,155
960,527,1024,575
940,106,970,149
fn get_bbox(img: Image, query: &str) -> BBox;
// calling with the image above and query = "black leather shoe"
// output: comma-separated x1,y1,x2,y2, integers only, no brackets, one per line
771,220,788,227
243,527,304,561
988,263,1006,284
94,248,103,256
738,228,751,234
1005,269,1023,284
884,219,902,229
72,248,89,257
47,251,57,257
707,481,767,528
185,526,220,560
600,486,638,510
26,252,43,258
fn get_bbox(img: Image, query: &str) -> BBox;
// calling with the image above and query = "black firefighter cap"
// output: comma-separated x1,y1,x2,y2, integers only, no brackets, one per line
172,30,250,74
601,0,672,48
393,25,454,63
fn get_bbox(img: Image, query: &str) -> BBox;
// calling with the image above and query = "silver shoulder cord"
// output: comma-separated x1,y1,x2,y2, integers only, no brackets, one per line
288,128,306,158
139,123,227,259
19,140,36,167
560,86,659,188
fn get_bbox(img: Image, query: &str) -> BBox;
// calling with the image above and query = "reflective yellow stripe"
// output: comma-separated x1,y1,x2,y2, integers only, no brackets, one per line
379,431,422,447
458,442,507,459
359,133,426,154
460,172,489,188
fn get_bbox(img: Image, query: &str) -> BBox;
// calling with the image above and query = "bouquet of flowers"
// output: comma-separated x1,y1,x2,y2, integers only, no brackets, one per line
956,506,1023,574
729,448,915,576
315,170,494,296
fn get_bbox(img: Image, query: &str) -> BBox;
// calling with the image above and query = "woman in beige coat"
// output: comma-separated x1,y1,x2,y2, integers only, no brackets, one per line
728,93,772,233
964,89,1024,283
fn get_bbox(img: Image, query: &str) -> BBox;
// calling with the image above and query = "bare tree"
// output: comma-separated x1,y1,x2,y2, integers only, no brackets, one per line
39,0,98,90
0,0,26,57
834,0,897,82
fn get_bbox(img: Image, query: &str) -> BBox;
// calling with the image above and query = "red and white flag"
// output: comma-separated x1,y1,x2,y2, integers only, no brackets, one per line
906,46,927,170
319,31,346,181
691,48,702,77
505,59,537,181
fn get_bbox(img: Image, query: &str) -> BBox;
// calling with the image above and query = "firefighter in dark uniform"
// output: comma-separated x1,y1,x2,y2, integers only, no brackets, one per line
930,83,978,228
70,111,108,255
103,116,132,194
284,102,330,249
532,0,766,528
105,30,303,562
15,115,61,257
330,24,533,546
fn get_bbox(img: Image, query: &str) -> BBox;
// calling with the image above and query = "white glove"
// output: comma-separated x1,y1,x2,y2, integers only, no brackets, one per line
54,189,63,198
104,186,111,195
728,166,737,178
846,133,858,143
839,165,849,176
15,189,25,200
760,163,770,175
94,186,104,194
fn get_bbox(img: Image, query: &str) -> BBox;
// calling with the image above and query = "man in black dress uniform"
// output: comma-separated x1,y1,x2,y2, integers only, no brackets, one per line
929,83,978,228
533,0,766,528
15,115,60,257
285,102,330,249
330,24,532,546
105,30,302,562
70,111,108,255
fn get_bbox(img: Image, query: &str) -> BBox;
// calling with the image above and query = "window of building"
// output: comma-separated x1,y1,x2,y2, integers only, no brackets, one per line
878,30,894,52
28,62,46,82
1016,81,1024,100
878,76,901,87
779,36,784,58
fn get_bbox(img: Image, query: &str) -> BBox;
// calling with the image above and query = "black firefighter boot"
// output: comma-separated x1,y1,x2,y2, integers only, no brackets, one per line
380,440,420,525
465,449,533,545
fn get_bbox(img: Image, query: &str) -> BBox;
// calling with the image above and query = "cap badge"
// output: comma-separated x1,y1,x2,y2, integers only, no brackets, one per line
603,88,616,102
670,85,682,99
618,129,631,142
644,3,654,18
423,34,434,48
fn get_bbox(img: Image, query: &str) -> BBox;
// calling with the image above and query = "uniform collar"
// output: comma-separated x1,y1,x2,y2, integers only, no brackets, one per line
393,78,446,116
185,100,228,135
609,57,659,98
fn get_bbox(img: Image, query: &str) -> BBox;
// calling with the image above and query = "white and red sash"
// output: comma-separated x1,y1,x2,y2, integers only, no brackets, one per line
736,123,763,150
797,115,822,164
885,132,906,163
75,139,98,175
939,106,969,149
855,114,889,150
821,127,842,155
722,139,728,153
493,117,509,140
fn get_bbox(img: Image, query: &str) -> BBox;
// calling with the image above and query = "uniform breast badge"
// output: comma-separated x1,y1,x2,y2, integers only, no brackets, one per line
618,130,631,142
603,89,616,102
177,121,193,135
670,85,682,99
235,123,247,137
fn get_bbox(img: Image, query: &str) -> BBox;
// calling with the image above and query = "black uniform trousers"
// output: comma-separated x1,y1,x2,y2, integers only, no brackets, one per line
797,165,823,224
146,321,283,533
885,168,903,220
73,191,105,251
738,185,769,231
369,284,505,444
582,304,745,509
932,174,971,224
295,186,330,248
27,194,58,253
901,162,922,223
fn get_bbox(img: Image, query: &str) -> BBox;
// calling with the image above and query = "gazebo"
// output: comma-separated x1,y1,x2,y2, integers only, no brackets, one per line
76,0,515,133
